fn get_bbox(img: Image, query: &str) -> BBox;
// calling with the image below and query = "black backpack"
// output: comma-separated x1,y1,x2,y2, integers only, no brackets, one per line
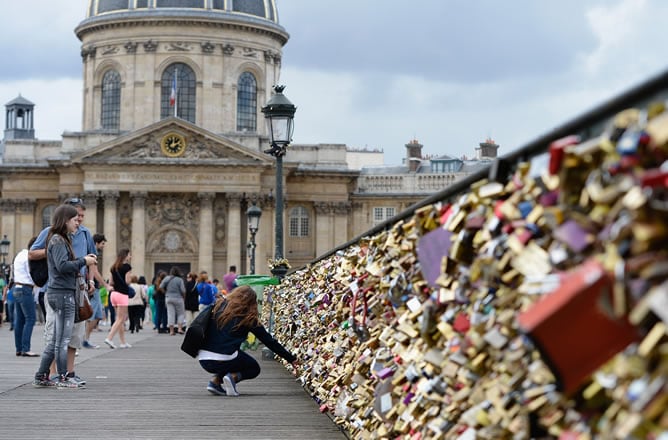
180,305,213,358
29,258,49,288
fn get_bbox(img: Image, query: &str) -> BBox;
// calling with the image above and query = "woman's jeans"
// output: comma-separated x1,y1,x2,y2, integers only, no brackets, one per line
36,292,75,377
13,285,37,353
155,298,167,332
199,350,261,383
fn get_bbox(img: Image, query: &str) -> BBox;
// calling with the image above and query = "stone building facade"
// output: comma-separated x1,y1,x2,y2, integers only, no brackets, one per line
0,1,495,280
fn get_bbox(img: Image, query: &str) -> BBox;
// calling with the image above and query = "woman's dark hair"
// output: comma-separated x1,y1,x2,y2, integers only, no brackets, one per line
169,266,182,277
110,248,130,273
46,205,78,254
213,285,258,330
154,271,167,288
138,276,147,285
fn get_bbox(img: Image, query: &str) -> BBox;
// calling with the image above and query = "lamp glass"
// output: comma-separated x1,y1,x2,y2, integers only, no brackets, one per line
247,205,262,233
0,236,9,256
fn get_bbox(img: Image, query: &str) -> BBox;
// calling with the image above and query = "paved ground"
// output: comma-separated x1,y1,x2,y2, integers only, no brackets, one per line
0,319,347,440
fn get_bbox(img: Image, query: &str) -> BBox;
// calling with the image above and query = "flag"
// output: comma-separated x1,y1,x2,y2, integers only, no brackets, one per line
169,73,177,107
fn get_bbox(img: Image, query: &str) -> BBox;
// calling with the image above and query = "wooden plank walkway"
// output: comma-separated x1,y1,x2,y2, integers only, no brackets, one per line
0,321,347,440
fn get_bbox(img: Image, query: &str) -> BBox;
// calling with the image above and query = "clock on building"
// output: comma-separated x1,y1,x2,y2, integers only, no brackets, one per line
160,132,187,157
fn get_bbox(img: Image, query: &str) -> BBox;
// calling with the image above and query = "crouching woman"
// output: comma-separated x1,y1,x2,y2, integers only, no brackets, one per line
198,285,298,396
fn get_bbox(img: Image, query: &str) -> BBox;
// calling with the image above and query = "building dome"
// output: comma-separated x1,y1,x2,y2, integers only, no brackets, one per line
86,0,280,23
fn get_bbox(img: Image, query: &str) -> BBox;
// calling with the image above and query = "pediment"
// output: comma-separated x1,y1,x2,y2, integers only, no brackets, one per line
74,118,270,165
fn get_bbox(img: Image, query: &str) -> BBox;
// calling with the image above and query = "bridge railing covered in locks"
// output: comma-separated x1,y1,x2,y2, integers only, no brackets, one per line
262,69,668,439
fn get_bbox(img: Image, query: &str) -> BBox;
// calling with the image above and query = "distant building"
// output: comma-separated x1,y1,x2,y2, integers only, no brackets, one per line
0,1,498,276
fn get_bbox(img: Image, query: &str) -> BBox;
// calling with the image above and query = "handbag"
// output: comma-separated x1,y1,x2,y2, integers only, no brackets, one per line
75,274,93,323
181,305,213,358
128,285,136,299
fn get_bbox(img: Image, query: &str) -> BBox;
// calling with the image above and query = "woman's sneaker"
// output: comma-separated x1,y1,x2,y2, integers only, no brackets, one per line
32,374,55,388
104,338,116,349
55,375,84,389
206,381,226,396
66,372,86,386
119,343,132,348
222,374,239,396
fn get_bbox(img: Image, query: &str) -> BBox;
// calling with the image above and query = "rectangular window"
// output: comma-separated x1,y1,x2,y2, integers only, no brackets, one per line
289,217,299,237
373,207,395,225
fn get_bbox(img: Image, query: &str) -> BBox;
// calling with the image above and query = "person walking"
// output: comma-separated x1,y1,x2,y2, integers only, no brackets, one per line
12,237,39,357
184,272,199,327
104,248,133,349
198,285,299,397
33,204,97,388
160,266,186,335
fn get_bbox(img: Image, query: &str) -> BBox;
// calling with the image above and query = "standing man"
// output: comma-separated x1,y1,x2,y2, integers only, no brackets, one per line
12,237,39,356
222,265,237,293
29,198,98,386
83,233,112,348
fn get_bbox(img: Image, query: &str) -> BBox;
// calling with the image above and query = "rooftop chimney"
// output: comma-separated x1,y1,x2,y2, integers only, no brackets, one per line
405,139,423,172
476,137,499,159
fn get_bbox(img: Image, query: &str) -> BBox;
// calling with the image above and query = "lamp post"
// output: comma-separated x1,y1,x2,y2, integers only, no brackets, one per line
246,202,262,275
262,85,296,280
260,86,295,360
0,235,10,282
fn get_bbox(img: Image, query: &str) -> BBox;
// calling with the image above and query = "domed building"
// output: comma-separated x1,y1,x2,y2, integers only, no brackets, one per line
0,1,493,279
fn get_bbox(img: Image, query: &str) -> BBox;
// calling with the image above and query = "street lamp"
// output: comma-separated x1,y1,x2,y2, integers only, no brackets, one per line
246,202,262,275
0,235,10,282
262,85,296,279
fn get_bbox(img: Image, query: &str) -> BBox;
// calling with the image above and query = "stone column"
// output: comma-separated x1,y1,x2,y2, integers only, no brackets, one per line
84,192,99,234
131,192,147,278
198,192,215,273
15,200,36,252
102,192,119,279
0,200,18,258
314,202,333,258
226,193,243,274
333,202,351,247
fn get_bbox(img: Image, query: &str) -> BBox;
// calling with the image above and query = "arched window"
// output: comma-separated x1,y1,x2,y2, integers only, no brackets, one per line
161,63,196,123
289,206,310,237
42,204,56,229
236,72,257,132
101,70,121,129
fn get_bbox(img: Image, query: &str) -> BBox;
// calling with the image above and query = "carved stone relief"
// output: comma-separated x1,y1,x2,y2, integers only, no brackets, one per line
118,196,132,244
201,42,215,53
222,44,234,55
143,40,158,52
145,194,200,255
146,193,200,237
124,41,138,53
167,42,192,52
147,228,197,254
102,46,119,56
213,196,226,246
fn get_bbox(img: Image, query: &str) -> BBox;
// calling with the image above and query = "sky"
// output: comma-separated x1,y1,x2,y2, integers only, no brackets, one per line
0,0,666,166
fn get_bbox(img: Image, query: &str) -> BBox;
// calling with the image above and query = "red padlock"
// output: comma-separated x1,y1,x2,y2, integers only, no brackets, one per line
517,258,640,395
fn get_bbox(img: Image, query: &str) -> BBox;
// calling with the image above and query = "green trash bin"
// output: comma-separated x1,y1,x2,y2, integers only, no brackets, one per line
235,275,280,351
235,275,280,306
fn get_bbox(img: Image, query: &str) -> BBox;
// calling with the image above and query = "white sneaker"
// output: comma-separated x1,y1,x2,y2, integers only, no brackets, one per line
104,338,116,349
119,343,132,348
